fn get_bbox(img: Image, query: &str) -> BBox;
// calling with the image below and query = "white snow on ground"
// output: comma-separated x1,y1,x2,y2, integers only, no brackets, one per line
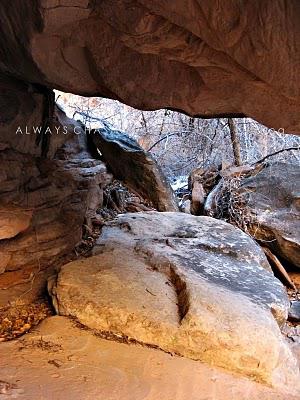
171,176,188,191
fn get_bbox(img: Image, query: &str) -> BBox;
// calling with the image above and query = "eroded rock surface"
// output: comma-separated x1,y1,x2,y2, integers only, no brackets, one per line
0,206,32,241
242,163,300,268
0,2,300,133
91,127,178,211
50,212,298,385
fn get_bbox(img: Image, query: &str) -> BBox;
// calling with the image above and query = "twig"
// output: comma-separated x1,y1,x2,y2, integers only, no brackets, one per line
146,288,156,296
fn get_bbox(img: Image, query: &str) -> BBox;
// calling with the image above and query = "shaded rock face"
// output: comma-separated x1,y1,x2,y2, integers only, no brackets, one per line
49,212,297,385
0,92,112,308
0,206,33,241
91,128,178,211
242,163,300,268
0,2,300,133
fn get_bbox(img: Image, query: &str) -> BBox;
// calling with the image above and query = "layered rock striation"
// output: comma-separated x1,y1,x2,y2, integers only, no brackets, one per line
0,82,112,307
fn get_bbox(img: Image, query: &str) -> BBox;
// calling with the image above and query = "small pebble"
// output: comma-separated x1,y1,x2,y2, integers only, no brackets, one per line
288,301,300,322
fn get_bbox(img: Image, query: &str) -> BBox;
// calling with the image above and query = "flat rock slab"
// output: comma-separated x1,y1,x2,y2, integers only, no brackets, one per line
90,127,178,212
50,212,299,386
0,316,299,400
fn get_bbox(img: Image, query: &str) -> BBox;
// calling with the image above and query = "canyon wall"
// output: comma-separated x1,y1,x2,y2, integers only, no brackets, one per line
0,78,112,307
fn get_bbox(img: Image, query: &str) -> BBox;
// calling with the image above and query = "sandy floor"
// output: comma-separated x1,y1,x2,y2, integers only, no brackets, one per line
0,316,299,400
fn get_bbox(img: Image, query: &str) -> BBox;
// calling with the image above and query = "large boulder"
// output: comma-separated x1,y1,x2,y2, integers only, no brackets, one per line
242,163,300,268
0,2,300,133
90,127,178,211
49,212,298,385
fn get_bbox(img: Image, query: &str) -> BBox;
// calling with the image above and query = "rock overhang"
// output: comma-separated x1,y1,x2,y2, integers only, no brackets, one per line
0,1,300,133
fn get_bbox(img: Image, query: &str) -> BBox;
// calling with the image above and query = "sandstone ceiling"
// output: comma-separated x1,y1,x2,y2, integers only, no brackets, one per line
0,1,300,133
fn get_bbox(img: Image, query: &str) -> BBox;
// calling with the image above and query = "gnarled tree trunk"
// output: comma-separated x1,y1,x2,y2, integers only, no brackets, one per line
228,118,242,166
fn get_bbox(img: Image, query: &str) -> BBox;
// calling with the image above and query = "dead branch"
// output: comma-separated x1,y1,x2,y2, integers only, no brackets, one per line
252,146,300,166
147,133,178,152
262,247,296,290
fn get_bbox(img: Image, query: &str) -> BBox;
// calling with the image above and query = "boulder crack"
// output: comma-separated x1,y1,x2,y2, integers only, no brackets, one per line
169,266,190,324
134,243,190,325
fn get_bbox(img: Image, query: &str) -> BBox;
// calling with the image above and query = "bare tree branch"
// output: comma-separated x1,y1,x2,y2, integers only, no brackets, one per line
252,146,300,165
147,133,178,152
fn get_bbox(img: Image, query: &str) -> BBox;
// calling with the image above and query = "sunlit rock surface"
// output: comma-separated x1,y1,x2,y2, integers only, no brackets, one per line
0,1,300,133
50,212,298,385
